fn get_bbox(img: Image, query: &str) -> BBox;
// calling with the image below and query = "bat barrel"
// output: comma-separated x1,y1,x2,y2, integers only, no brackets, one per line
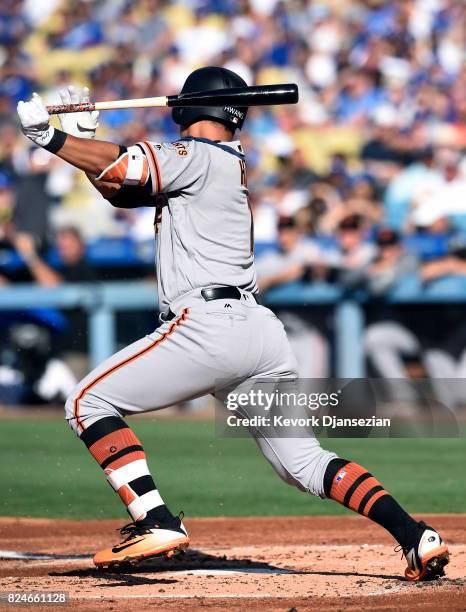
167,84,299,108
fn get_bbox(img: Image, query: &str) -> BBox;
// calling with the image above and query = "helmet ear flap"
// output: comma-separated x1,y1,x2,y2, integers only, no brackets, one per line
172,107,183,125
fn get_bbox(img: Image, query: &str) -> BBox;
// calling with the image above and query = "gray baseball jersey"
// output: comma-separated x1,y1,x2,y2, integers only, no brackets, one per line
65,136,337,502
143,138,257,311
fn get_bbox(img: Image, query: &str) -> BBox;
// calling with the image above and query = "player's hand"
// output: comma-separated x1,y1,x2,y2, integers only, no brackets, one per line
17,92,54,147
57,85,99,139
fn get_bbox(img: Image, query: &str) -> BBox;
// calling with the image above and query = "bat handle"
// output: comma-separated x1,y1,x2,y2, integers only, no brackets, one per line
47,102,96,115
47,96,168,114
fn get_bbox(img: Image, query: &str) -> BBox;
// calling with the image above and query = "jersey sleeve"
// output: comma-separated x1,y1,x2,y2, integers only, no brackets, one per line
136,139,203,194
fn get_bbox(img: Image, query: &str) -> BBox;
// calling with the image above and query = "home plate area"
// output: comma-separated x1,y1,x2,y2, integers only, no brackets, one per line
0,516,465,611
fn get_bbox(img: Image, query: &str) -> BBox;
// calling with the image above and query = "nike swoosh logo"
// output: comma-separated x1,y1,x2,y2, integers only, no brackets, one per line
112,538,144,553
77,124,91,132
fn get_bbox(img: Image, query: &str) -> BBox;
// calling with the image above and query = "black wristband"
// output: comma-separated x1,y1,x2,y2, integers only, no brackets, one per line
42,128,68,154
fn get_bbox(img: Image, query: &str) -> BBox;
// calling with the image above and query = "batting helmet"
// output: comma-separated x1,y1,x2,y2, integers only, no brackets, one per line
172,66,248,131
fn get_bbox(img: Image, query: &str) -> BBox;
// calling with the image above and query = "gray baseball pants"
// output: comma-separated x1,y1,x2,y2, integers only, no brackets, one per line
65,289,336,498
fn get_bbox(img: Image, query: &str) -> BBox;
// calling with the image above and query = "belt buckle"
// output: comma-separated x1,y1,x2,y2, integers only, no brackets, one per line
201,288,213,301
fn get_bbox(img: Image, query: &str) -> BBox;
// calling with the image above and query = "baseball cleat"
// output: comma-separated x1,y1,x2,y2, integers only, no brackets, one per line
93,513,189,568
401,521,449,581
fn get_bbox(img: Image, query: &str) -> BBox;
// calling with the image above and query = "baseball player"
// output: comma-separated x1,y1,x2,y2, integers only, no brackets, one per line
17,67,449,580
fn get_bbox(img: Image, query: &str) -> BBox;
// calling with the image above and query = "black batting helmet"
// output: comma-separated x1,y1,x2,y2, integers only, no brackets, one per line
172,66,248,131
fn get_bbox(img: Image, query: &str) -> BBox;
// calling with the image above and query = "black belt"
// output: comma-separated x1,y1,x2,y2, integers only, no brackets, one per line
164,286,254,321
201,286,243,301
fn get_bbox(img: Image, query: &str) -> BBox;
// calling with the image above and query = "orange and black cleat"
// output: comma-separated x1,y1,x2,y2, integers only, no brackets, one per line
400,521,449,581
94,513,189,569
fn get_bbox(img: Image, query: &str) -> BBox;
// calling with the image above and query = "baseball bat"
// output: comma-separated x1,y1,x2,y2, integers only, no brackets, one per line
46,83,299,114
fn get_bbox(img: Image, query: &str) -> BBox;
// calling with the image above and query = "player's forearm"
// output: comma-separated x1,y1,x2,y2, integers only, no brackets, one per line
18,93,119,176
55,133,121,176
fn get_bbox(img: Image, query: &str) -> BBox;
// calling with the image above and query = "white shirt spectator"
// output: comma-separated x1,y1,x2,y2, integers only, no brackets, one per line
175,23,228,64
305,53,337,88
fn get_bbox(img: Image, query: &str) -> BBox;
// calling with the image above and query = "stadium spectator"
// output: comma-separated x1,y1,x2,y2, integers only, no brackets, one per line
336,214,377,289
6,226,95,287
53,226,97,284
382,147,436,232
410,141,466,232
365,228,419,296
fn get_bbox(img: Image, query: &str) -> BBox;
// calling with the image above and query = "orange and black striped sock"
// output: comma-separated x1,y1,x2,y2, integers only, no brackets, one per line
324,458,418,548
80,417,174,524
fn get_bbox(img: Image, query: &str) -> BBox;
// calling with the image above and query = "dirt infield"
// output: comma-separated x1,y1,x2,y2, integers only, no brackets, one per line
0,515,465,611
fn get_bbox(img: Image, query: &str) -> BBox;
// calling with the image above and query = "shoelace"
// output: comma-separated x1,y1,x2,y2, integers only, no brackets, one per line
394,544,409,560
393,521,426,560
118,522,154,542
117,511,185,543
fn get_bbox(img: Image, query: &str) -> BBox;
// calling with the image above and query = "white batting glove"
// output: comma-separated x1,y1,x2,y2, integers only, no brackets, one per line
17,92,55,147
57,85,99,138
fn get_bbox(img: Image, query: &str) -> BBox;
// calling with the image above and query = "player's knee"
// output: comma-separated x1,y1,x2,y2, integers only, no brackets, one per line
64,381,102,436
280,447,338,498
65,380,123,437
267,458,307,490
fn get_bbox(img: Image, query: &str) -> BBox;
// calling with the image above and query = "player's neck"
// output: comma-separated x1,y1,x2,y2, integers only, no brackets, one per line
180,121,235,142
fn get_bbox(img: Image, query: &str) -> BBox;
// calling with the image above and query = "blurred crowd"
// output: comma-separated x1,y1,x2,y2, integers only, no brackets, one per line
1,0,466,405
